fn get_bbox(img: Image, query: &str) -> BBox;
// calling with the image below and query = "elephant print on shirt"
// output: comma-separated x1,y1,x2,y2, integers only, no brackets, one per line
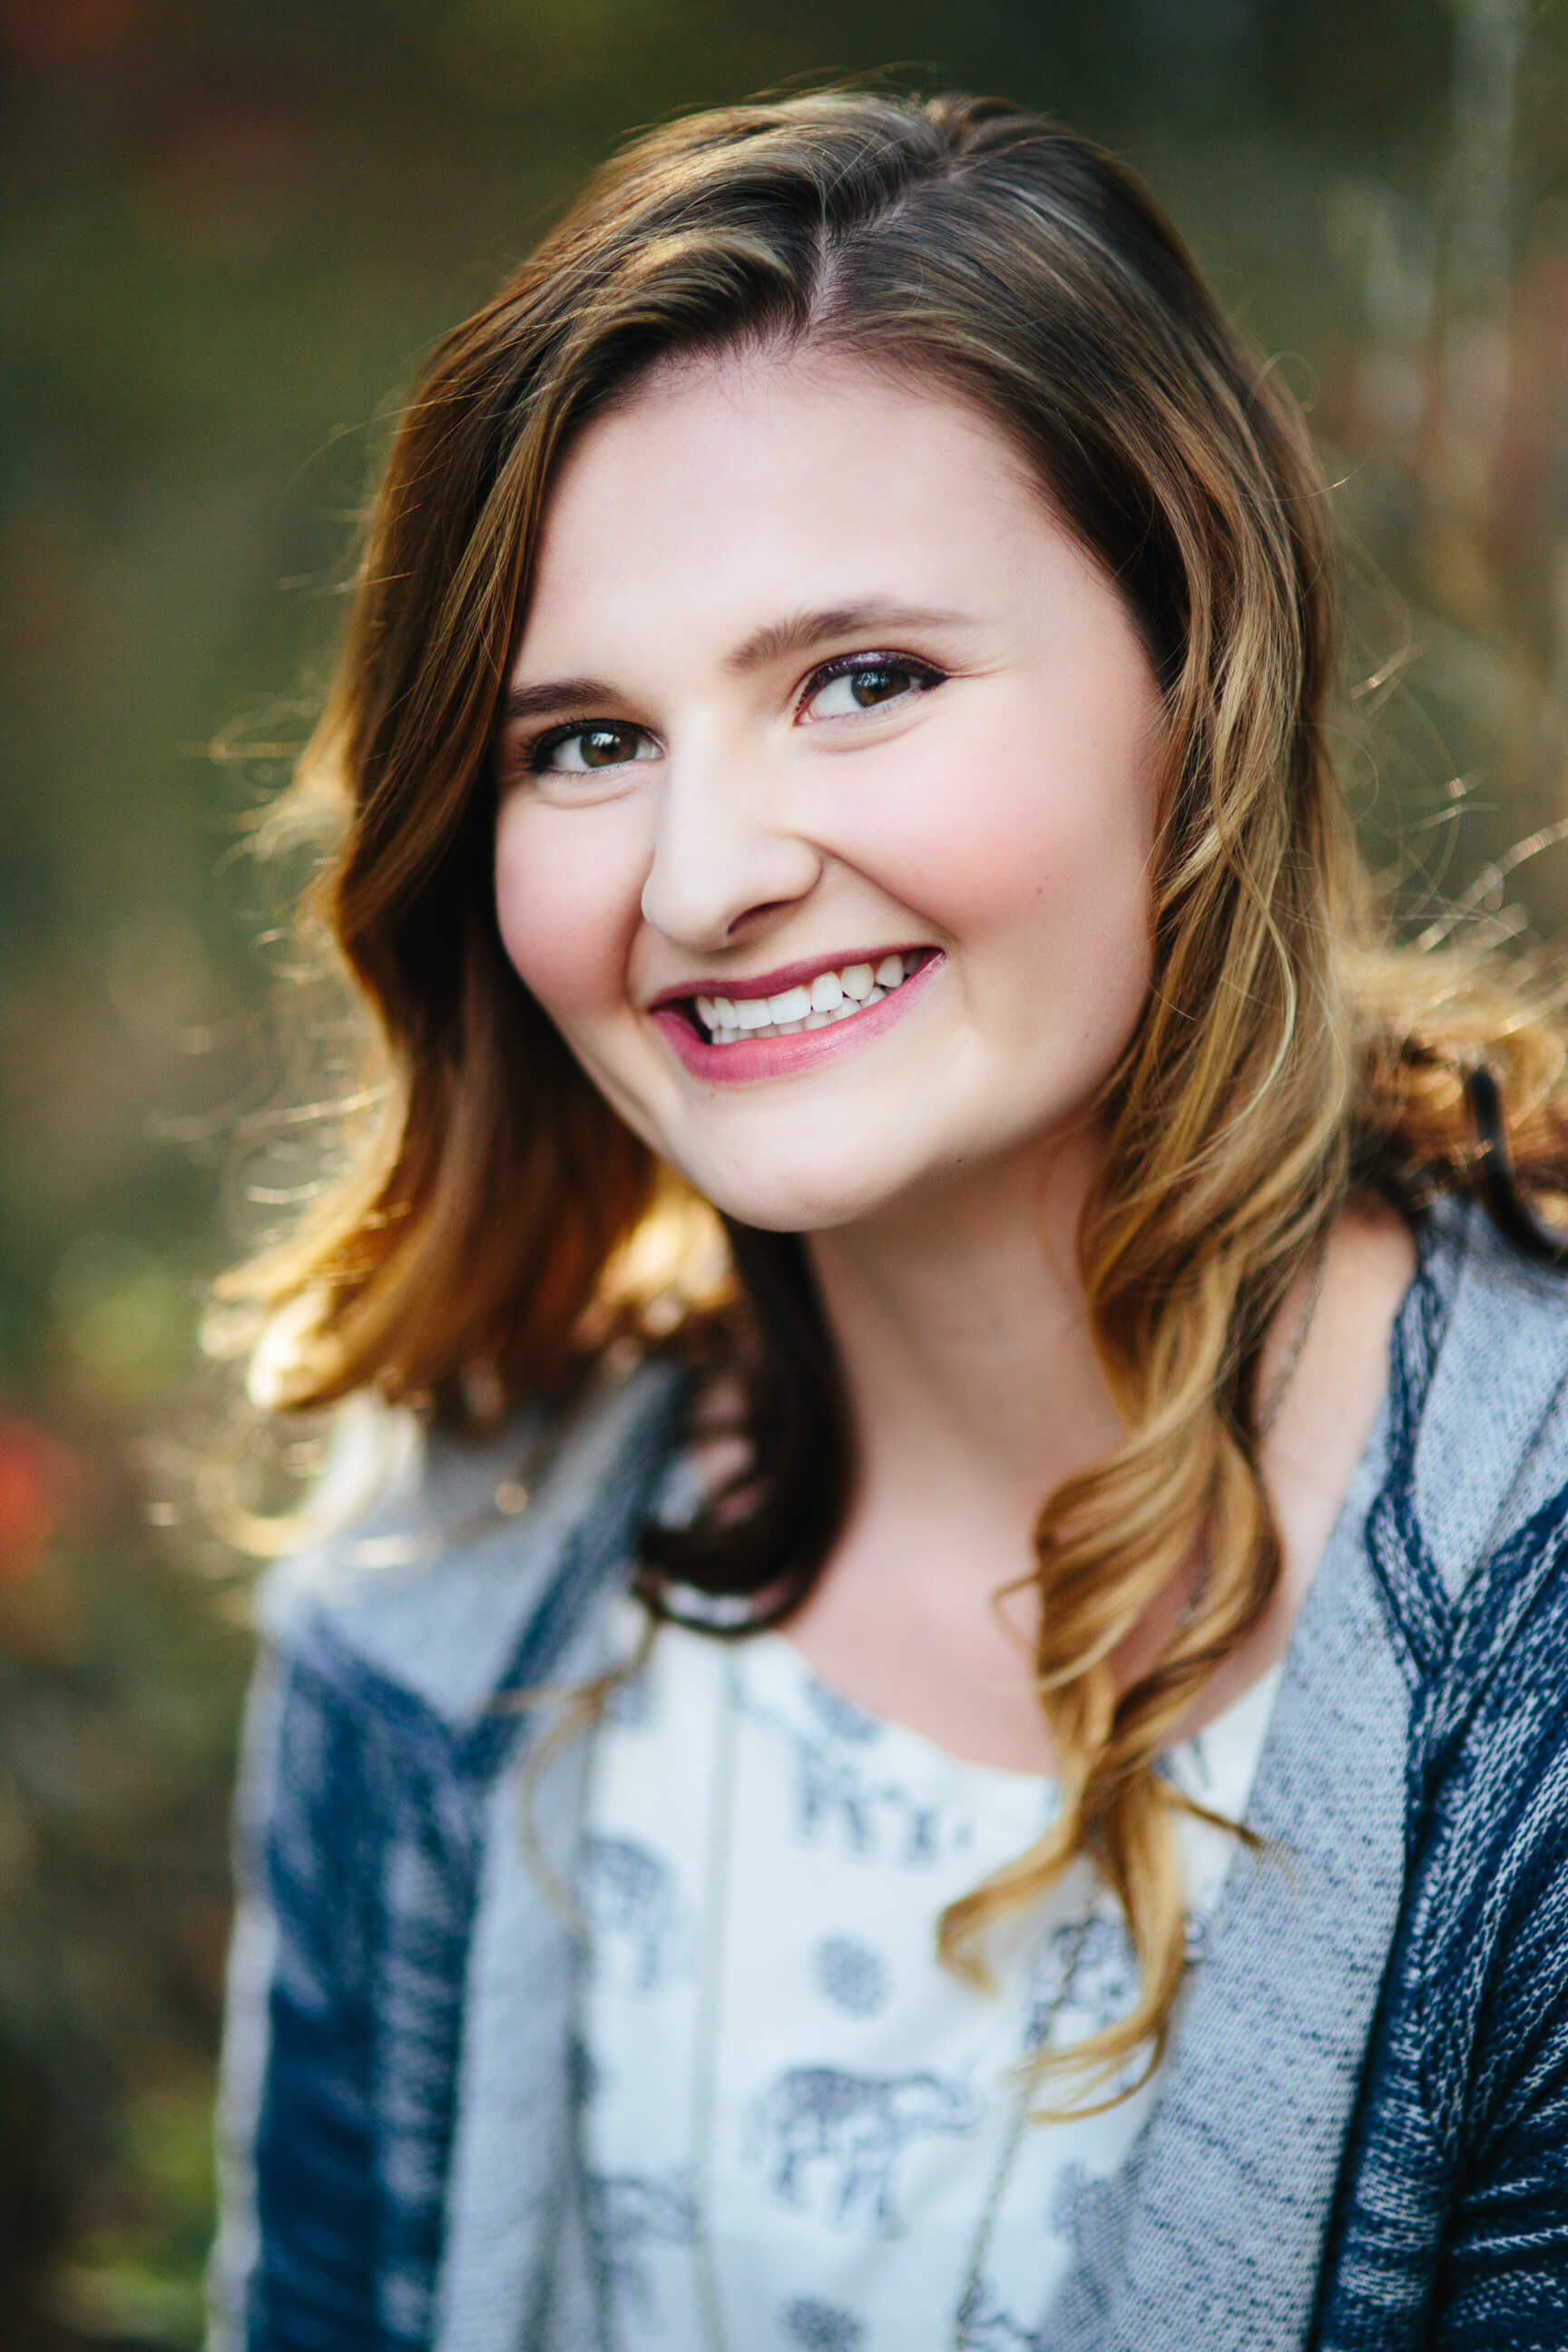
750,2064,977,2237
739,1681,957,1868
580,1833,689,1994
1028,1910,1140,2047
585,2168,696,2329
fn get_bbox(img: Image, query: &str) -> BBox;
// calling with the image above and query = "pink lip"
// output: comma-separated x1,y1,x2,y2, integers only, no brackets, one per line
652,950,946,1084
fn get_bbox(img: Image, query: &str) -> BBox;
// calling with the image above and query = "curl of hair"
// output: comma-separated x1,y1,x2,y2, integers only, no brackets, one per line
217,89,1568,2105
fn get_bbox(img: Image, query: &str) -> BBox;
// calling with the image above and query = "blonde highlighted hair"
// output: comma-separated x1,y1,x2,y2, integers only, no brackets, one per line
220,89,1568,2102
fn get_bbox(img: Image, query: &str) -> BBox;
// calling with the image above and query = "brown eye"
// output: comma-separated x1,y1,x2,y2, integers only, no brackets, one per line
803,655,944,722
848,663,912,707
576,726,637,768
533,721,656,775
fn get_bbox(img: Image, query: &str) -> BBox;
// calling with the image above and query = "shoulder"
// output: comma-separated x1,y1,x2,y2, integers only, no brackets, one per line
1318,1207,1568,2293
250,1353,688,1731
1400,1193,1568,1601
1383,1202,1568,2042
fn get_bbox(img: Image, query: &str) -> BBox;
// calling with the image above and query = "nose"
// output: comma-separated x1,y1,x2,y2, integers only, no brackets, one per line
639,745,822,951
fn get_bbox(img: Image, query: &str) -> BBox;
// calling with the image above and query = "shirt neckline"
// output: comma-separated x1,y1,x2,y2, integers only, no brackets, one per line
649,1606,1285,1808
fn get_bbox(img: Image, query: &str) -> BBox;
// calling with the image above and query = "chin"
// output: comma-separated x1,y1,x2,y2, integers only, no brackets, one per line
678,1156,907,1238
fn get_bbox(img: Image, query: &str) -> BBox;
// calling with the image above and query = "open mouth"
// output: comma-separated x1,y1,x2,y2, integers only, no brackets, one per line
672,950,932,1044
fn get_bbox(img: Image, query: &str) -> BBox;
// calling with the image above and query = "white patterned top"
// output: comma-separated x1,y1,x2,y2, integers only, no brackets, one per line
581,1598,1280,2352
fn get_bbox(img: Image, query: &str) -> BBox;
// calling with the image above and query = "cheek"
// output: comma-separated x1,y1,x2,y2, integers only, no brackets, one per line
492,799,645,1026
835,684,1158,969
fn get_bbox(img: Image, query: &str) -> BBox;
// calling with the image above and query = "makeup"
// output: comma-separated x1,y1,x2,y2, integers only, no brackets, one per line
651,950,944,1083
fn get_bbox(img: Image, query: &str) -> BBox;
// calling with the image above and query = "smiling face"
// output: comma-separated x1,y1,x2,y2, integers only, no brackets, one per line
493,351,1165,1235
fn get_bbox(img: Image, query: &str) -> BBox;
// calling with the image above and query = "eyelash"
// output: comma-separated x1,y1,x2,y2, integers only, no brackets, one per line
515,648,949,779
519,719,650,778
795,648,949,717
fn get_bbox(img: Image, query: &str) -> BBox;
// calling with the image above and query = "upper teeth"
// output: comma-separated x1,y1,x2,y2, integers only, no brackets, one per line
694,953,921,1043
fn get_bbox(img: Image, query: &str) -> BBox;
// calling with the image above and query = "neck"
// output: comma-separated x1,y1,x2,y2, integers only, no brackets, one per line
805,1127,1125,1590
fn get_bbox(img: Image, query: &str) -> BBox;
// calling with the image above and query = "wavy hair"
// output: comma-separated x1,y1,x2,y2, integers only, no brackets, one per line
219,89,1568,2102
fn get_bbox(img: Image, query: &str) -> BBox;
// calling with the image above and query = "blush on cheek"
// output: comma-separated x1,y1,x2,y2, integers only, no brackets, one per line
842,767,1151,948
821,653,1159,944
492,809,633,1026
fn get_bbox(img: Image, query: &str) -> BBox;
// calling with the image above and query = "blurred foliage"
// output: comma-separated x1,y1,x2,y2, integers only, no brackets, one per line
2,0,1567,2340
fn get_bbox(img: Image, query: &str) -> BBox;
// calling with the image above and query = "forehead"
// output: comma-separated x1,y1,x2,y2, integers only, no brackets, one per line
515,351,1065,663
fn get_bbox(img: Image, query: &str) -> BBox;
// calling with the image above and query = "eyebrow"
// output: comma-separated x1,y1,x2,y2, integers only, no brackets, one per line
501,674,621,725
722,599,980,673
500,600,981,725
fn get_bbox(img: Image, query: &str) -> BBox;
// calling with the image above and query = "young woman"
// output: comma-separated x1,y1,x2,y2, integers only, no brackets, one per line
208,91,1568,2352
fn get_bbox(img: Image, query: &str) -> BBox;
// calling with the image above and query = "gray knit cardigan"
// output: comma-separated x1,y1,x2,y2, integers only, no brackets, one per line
209,1197,1568,2350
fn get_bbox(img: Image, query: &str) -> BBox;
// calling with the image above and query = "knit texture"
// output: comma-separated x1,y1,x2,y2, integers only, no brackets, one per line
208,1200,1568,2351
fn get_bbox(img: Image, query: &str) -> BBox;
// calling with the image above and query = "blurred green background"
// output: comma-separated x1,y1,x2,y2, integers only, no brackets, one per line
1,0,1565,2341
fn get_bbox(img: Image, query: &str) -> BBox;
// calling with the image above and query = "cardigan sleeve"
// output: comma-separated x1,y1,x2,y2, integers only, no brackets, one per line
208,1636,387,2351
208,1622,450,2352
1427,1693,1568,2350
202,1361,686,2349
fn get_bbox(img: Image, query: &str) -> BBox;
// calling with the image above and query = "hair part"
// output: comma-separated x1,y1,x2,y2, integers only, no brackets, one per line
218,86,1568,2104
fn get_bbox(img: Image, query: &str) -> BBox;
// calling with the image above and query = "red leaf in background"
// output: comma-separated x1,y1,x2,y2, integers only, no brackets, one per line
0,1421,79,1581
